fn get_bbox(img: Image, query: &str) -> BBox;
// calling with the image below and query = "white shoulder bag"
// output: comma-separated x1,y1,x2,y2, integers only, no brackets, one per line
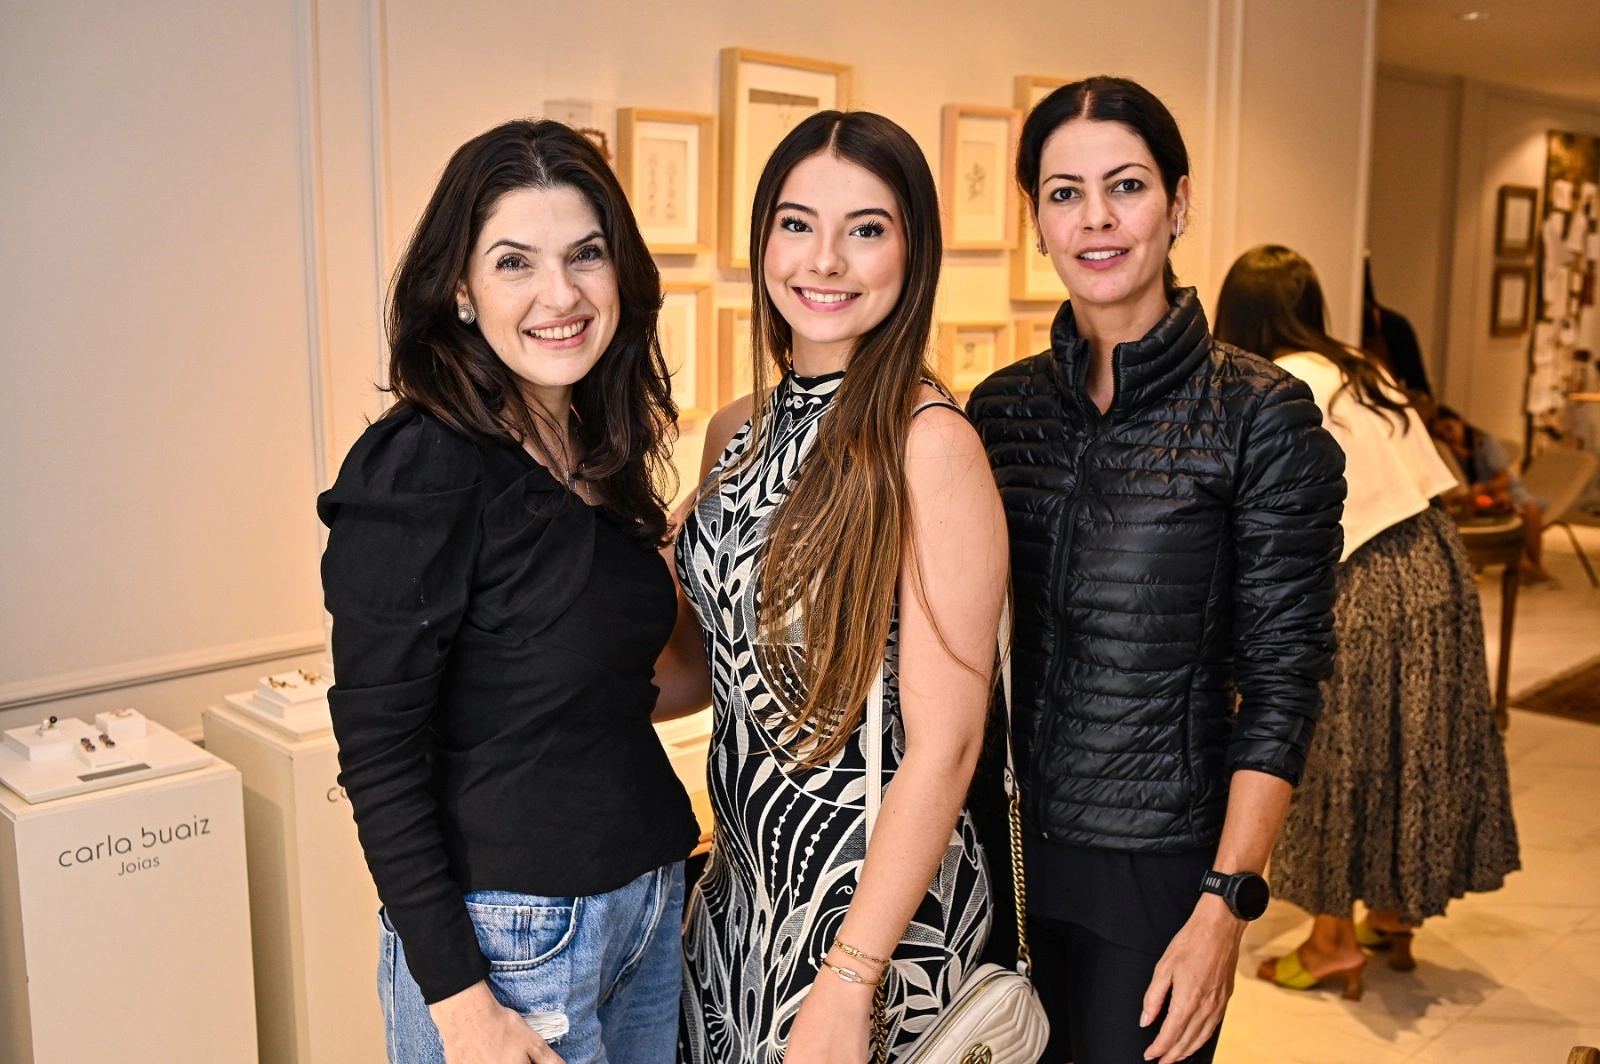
861,600,1050,1064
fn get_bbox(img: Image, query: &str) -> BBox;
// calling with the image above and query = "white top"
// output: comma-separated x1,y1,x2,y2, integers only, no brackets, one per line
1276,351,1458,562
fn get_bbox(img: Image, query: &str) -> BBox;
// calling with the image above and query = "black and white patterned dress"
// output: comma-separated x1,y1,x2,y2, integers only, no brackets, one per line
675,371,992,1064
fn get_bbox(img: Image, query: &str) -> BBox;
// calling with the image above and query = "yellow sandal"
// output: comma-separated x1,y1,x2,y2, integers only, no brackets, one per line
1356,916,1416,971
1258,949,1366,1000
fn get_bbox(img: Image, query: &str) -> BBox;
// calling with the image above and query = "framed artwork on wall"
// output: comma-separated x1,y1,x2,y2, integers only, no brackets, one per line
1494,185,1539,259
938,321,1012,394
1011,209,1070,303
1491,265,1533,337
718,48,852,270
1013,314,1054,363
1014,74,1069,112
941,105,1021,251
660,283,715,420
718,306,761,406
616,109,715,255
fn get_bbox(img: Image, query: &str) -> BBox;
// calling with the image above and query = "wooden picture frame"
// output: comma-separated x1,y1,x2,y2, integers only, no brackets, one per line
616,109,715,255
718,48,853,270
660,283,715,420
938,322,1012,395
717,306,764,407
1013,314,1054,364
1014,74,1070,112
1494,185,1539,259
941,105,1021,251
1491,265,1533,337
1011,206,1069,303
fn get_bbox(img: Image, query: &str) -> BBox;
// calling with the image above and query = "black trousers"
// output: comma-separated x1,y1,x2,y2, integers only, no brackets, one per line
1029,914,1221,1064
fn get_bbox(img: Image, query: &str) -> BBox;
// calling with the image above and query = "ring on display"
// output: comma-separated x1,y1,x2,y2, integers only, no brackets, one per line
80,737,96,751
298,670,323,684
267,677,291,689
37,715,59,735
99,733,116,748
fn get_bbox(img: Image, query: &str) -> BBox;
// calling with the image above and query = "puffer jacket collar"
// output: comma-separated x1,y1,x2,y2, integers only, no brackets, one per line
1049,286,1213,418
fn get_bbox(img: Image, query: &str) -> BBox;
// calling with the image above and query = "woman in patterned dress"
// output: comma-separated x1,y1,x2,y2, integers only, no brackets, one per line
1214,245,1520,993
663,110,1007,1063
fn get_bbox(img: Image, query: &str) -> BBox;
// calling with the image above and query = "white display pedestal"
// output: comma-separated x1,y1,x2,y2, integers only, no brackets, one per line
203,704,383,1064
0,761,258,1064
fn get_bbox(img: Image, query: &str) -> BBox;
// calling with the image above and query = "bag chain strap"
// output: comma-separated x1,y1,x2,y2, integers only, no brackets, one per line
860,598,1029,1062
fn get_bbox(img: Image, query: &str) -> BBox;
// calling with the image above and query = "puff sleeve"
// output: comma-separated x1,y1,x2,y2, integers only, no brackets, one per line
316,408,489,1003
1226,375,1347,784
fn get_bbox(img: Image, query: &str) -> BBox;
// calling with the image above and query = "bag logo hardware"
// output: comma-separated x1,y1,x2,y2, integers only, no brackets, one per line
960,1048,993,1064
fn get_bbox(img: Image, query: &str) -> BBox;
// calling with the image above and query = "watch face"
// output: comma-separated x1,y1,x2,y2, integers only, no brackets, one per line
1234,874,1270,919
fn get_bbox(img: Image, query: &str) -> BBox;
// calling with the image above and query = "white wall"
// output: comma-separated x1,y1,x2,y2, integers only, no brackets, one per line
1367,69,1459,385
1366,69,1600,442
0,0,327,733
0,0,1378,739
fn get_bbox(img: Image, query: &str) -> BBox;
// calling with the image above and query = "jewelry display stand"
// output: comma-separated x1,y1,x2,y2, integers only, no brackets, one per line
0,760,257,1064
0,710,214,803
203,700,383,1064
221,668,333,741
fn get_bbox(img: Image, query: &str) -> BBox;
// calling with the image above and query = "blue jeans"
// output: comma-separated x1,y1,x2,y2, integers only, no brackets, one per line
378,862,685,1064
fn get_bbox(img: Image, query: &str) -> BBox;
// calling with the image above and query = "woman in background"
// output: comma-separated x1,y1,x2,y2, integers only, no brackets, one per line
1431,405,1551,582
674,110,1007,1063
970,78,1346,1064
320,120,700,1064
1215,244,1519,996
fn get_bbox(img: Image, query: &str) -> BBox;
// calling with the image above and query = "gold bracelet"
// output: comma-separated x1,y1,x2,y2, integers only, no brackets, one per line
823,960,882,986
832,937,891,969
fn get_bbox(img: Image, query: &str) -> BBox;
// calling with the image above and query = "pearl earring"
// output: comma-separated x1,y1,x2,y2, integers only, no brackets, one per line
457,304,476,324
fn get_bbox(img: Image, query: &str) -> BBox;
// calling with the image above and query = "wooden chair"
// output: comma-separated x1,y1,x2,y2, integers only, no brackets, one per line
1522,448,1600,587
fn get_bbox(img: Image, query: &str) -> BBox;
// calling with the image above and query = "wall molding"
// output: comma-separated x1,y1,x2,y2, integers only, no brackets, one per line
367,0,395,407
295,0,335,494
1382,64,1600,117
1347,0,1379,342
0,631,326,711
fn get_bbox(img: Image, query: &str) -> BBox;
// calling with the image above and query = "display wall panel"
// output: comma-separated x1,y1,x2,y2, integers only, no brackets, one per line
0,0,1384,740
0,2,325,704
1232,0,1376,340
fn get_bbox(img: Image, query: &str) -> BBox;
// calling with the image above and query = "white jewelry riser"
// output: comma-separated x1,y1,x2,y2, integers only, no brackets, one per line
202,704,384,1064
222,690,332,741
1,713,214,803
0,761,257,1064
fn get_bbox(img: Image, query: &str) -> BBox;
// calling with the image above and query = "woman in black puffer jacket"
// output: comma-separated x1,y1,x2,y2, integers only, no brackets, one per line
968,77,1346,1064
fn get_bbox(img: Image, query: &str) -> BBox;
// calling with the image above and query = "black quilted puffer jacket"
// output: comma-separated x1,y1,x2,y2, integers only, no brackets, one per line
969,289,1346,851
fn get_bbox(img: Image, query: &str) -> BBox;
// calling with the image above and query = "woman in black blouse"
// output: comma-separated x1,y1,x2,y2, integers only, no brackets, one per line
318,120,701,1064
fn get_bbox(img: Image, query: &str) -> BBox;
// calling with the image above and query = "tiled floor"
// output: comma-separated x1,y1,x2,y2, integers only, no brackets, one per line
1218,524,1600,1062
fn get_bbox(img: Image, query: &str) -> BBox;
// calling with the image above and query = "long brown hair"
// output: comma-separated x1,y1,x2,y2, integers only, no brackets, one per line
736,111,946,768
386,119,677,544
1214,244,1412,431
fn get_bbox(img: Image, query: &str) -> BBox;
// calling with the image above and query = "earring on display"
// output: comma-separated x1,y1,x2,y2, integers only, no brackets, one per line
457,304,476,325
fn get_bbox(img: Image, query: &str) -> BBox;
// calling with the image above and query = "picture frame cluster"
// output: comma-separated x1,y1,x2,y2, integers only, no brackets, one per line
608,52,1077,418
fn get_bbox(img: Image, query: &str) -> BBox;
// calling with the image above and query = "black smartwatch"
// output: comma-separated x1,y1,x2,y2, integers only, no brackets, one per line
1199,869,1270,920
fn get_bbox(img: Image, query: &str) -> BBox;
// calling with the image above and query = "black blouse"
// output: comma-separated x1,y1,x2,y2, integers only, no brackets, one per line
317,407,699,1004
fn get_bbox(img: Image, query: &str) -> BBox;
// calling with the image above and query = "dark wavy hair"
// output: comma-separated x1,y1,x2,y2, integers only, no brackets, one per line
1015,75,1190,292
1215,244,1412,431
385,119,676,544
